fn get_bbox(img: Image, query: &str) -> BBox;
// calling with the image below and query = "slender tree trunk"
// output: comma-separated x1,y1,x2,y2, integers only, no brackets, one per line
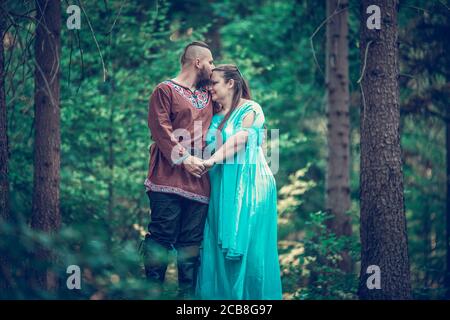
325,0,352,273
358,0,412,299
0,3,11,294
446,119,450,299
0,0,9,221
105,14,115,246
422,199,430,287
108,100,115,242
31,0,61,291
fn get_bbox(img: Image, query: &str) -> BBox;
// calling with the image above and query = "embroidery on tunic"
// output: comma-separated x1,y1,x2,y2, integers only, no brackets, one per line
144,178,209,204
163,80,209,110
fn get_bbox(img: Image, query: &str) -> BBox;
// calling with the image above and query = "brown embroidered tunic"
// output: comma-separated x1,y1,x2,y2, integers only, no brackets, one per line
144,80,213,204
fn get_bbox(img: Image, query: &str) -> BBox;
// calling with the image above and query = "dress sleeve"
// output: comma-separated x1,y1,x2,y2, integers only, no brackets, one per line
148,84,190,165
236,103,264,129
235,103,265,147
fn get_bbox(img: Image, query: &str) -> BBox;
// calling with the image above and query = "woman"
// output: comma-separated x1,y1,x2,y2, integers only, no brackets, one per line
196,64,282,299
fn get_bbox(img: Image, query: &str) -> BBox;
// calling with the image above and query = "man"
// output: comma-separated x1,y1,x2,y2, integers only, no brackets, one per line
142,41,215,299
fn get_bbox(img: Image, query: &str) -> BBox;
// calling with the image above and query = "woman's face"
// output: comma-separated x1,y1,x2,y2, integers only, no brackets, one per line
210,71,233,103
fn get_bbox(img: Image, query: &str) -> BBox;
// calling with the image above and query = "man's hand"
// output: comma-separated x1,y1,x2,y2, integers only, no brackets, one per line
182,155,206,178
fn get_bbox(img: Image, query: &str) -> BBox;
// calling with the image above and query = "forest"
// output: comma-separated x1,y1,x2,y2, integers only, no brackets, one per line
0,0,449,300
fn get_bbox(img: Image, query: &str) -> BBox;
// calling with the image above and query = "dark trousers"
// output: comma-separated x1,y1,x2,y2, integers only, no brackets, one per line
147,191,208,249
142,191,208,298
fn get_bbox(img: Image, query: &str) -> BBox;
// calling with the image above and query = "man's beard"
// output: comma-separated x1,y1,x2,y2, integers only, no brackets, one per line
196,66,211,89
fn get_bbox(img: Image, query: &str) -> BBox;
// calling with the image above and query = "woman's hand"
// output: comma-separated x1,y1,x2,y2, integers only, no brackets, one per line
201,158,216,175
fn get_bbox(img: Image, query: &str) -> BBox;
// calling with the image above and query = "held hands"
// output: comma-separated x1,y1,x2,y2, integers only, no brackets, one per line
182,155,205,178
182,155,215,178
202,158,215,173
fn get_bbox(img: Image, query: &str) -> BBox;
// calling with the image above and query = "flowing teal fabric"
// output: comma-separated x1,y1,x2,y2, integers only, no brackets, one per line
196,102,282,300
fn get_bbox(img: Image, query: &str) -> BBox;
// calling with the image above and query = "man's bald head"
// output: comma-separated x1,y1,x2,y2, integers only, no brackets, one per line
180,41,212,66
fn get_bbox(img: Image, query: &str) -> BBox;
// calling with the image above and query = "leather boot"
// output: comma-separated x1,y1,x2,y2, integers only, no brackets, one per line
177,247,200,300
141,234,169,298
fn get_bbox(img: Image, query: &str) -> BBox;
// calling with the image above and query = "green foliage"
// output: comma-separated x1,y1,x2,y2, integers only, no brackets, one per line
0,219,152,299
279,211,359,300
293,211,359,300
277,167,359,299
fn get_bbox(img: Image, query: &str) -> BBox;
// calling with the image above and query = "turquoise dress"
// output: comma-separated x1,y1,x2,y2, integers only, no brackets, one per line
196,101,282,300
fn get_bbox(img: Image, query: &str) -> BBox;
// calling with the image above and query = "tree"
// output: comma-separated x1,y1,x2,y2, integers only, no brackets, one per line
447,119,450,299
325,0,352,272
358,0,412,299
30,0,61,291
0,0,9,220
0,1,11,293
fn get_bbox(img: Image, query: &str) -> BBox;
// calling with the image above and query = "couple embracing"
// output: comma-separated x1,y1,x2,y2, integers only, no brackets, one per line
141,41,282,300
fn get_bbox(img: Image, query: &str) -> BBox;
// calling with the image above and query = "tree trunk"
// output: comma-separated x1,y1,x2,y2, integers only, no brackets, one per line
31,0,61,291
108,98,115,244
325,0,352,273
422,199,430,287
358,0,412,299
0,2,11,293
446,119,450,299
0,0,9,221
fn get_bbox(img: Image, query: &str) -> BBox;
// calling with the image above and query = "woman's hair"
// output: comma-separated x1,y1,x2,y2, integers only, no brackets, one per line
213,64,252,132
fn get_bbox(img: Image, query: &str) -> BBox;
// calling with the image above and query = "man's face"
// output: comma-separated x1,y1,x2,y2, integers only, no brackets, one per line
196,50,215,84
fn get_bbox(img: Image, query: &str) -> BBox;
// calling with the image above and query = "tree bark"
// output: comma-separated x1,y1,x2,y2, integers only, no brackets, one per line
358,0,412,299
0,2,11,294
0,0,9,221
422,199,430,287
108,98,115,243
325,0,352,273
446,119,450,299
31,0,61,291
